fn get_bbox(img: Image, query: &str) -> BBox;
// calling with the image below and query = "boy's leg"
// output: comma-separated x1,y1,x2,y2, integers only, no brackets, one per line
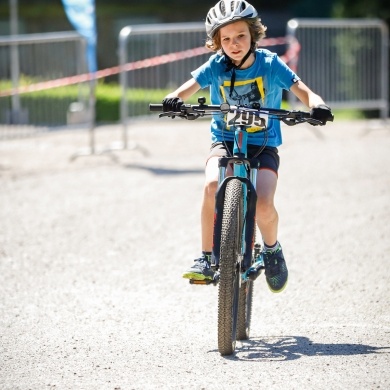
182,156,220,280
201,156,220,252
254,168,288,292
255,169,278,247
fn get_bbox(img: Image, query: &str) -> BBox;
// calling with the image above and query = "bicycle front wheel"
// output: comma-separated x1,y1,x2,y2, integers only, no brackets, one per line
217,179,244,356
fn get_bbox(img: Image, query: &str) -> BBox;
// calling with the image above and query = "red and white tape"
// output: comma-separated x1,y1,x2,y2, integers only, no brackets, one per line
0,37,299,97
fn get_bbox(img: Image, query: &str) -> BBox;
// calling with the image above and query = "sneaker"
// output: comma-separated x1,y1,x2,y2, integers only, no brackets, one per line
263,244,288,293
182,255,215,281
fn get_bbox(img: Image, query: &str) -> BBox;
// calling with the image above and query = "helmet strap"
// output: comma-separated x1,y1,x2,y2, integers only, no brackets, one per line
225,48,253,98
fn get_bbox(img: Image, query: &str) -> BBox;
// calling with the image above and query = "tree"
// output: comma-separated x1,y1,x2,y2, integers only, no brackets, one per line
332,0,390,26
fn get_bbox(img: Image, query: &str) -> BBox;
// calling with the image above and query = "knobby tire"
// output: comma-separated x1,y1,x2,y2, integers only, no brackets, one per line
217,179,244,356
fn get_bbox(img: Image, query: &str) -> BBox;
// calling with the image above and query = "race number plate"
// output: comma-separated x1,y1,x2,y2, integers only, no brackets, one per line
227,110,269,132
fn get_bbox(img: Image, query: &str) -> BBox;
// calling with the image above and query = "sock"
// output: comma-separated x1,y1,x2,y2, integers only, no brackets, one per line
202,251,212,262
263,241,280,252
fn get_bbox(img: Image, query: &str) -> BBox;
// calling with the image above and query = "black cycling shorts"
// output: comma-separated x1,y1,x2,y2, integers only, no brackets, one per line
208,141,280,174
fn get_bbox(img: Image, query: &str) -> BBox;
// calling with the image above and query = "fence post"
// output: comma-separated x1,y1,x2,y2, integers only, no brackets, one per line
119,26,131,149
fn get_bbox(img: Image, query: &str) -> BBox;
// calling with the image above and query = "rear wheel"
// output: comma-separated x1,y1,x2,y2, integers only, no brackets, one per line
237,228,257,340
237,280,253,340
217,179,244,356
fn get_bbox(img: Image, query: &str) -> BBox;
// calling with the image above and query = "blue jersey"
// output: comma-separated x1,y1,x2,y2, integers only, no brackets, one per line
191,49,300,147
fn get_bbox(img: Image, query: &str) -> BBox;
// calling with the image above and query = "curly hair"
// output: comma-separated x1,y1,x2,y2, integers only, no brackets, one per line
205,18,267,54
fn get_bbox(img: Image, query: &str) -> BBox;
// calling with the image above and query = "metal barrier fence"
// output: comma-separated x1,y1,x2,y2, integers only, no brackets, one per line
118,23,208,138
118,22,213,149
0,31,92,138
287,18,389,119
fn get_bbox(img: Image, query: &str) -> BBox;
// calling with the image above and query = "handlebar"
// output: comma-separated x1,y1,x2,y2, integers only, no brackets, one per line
149,98,333,126
149,102,229,114
149,104,169,112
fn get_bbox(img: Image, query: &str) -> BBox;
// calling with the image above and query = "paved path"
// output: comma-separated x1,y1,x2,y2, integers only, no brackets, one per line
1,118,389,389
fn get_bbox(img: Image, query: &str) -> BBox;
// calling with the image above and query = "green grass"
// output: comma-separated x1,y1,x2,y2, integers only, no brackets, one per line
282,101,365,121
96,83,212,121
0,79,372,125
0,78,212,123
331,109,365,120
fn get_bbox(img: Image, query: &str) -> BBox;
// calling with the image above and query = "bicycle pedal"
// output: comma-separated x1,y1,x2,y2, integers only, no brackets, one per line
189,279,215,286
189,272,220,286
243,263,265,281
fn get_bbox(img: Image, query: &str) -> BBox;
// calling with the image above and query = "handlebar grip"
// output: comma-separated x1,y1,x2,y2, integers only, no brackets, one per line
149,104,163,112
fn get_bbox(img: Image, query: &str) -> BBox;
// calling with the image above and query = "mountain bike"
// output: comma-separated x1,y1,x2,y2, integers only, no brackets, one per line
149,98,332,355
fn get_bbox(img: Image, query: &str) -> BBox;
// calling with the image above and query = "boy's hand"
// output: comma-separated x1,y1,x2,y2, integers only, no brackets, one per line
310,104,334,125
162,97,184,112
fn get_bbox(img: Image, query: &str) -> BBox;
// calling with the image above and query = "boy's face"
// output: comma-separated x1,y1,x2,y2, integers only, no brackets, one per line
219,20,252,65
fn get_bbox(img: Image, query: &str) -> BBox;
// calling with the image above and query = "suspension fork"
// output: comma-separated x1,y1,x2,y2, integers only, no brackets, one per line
212,127,259,270
232,127,259,270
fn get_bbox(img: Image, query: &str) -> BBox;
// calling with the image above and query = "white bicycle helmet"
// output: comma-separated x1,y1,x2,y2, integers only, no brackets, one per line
205,0,258,38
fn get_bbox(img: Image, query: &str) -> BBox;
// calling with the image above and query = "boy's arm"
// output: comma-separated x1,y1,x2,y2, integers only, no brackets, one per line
290,80,333,124
165,78,201,101
290,80,325,108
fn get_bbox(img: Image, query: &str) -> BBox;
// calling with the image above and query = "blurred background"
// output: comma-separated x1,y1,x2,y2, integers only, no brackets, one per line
0,0,388,72
0,0,389,133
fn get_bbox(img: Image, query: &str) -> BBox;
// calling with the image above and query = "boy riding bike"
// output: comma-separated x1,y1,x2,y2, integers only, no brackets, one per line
162,0,333,293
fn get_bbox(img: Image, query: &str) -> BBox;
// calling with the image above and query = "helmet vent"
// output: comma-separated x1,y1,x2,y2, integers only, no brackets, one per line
220,1,226,16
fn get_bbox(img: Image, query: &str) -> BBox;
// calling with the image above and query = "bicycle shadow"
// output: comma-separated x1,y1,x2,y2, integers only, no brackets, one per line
221,336,389,361
125,163,203,176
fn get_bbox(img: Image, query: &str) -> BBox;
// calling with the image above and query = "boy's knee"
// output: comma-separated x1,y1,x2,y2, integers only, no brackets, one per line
204,180,218,198
257,200,276,217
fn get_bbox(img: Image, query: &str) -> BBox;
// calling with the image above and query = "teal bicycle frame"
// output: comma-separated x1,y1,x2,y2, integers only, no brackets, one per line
212,125,260,275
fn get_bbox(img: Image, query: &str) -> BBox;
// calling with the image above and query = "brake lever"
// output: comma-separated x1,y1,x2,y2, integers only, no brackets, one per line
281,117,325,126
281,117,300,126
305,118,326,126
158,112,200,120
158,112,177,119
185,114,201,120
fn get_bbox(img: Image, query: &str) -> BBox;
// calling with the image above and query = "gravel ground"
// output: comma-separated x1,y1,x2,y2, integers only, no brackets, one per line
0,118,389,389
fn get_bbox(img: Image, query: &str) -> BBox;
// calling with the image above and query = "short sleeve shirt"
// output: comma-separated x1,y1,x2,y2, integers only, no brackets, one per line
191,49,300,147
